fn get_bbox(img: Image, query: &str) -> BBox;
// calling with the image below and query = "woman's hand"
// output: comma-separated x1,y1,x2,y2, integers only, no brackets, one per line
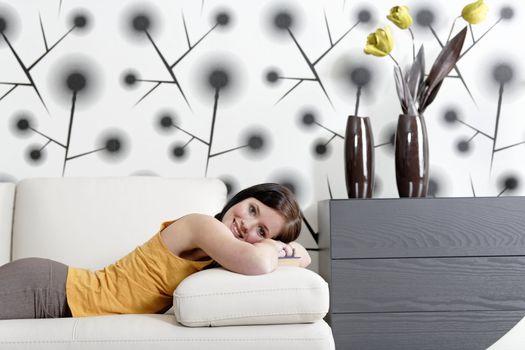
278,242,295,258
259,239,292,258
267,240,312,268
288,241,311,267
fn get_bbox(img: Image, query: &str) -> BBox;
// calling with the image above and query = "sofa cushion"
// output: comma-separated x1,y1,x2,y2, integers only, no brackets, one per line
12,177,226,269
173,267,329,327
0,314,335,350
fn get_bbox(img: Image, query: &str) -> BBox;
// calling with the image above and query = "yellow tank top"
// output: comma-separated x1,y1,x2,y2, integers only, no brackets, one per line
66,220,213,317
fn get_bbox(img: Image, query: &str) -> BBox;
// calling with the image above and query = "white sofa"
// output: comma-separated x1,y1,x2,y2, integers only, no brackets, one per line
0,177,334,350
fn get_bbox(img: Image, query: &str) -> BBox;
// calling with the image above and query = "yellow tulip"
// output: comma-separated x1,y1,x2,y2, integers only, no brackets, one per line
461,0,488,24
364,27,394,57
387,6,413,30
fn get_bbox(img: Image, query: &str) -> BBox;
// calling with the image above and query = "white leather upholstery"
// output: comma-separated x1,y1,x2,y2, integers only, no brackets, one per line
0,314,335,350
0,183,15,265
174,267,329,327
12,177,226,269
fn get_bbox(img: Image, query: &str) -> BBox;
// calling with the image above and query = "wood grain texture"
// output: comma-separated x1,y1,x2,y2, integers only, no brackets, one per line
318,197,525,349
327,198,525,259
318,200,333,295
332,257,525,313
332,311,524,350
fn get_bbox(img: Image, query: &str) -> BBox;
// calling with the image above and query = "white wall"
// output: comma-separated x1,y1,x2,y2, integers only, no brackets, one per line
1,0,524,262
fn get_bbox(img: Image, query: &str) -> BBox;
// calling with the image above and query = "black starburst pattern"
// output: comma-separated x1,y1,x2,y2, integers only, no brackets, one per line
443,61,525,175
266,7,368,107
0,10,90,112
497,174,520,196
124,9,231,110
11,69,126,175
298,110,343,158
157,65,267,176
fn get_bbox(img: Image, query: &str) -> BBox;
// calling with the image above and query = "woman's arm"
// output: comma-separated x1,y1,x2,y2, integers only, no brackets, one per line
176,214,285,275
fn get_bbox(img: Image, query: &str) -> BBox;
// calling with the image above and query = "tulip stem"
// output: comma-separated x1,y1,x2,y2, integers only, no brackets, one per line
469,24,475,43
389,54,404,80
408,28,415,62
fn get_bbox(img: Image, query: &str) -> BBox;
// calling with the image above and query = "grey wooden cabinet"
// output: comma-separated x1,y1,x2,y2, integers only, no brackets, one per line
318,198,525,350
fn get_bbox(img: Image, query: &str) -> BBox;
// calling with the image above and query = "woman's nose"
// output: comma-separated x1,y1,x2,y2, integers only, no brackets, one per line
239,219,247,234
240,219,253,233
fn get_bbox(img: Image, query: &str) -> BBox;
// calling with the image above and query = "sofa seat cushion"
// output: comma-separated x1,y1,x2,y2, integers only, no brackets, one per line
174,267,329,327
0,314,335,350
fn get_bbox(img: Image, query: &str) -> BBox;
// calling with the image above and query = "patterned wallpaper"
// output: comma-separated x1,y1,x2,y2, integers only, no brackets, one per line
1,0,524,254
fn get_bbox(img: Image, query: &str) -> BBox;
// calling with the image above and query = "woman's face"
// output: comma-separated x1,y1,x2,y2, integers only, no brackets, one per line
221,197,286,244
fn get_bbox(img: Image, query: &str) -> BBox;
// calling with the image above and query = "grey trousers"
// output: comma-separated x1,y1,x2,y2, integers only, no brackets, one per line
0,257,72,319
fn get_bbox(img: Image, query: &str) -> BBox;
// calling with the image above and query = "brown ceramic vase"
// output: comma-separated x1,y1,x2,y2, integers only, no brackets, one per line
394,113,429,197
344,115,374,198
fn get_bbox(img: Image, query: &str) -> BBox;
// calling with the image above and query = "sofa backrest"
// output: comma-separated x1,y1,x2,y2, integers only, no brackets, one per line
11,177,226,270
0,183,15,266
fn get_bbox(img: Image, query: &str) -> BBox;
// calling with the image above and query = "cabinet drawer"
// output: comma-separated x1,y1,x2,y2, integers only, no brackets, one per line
322,198,525,259
331,257,525,313
331,311,523,350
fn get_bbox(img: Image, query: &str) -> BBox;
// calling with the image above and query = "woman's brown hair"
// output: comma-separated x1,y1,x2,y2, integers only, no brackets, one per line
214,183,302,243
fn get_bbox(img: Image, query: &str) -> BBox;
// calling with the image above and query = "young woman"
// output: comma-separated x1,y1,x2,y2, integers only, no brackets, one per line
0,183,311,320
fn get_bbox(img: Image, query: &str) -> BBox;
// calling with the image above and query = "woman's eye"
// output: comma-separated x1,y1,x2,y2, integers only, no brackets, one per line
257,227,265,237
249,205,256,215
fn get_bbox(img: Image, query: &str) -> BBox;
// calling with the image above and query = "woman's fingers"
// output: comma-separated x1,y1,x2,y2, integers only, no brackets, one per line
272,240,296,258
282,244,294,257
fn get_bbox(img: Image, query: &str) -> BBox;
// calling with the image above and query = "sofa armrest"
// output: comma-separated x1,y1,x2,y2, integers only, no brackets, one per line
173,267,329,327
0,183,15,265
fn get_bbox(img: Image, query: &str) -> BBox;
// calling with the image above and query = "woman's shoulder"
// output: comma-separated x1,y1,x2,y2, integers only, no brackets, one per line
159,213,224,258
160,213,216,230
171,213,220,228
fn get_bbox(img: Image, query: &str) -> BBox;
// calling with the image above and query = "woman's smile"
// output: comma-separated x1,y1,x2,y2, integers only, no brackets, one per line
231,218,242,239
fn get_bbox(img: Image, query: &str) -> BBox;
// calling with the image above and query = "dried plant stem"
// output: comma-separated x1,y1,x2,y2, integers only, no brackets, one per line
427,25,476,108
354,85,362,116
408,28,415,62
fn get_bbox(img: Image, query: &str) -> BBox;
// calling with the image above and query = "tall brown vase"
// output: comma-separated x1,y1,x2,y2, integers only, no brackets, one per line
344,115,374,198
394,113,429,197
